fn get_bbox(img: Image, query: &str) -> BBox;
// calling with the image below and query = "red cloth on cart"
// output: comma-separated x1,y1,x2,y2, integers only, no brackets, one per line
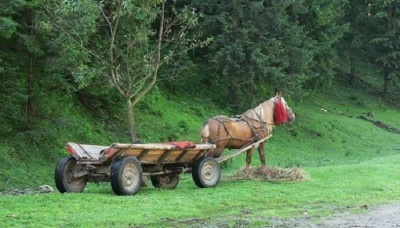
166,141,196,149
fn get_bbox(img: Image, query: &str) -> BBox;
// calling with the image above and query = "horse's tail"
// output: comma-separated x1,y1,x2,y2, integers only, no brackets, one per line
200,121,210,143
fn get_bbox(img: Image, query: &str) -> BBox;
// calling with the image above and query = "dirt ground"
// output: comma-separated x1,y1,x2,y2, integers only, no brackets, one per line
167,203,400,228
271,203,400,228
318,203,400,228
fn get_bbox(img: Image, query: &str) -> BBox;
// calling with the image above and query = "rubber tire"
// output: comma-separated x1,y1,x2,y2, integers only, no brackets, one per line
192,157,221,188
110,156,142,195
150,174,180,189
54,157,87,193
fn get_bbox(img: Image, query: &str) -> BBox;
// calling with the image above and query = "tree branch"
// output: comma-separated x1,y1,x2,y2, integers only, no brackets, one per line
108,1,126,98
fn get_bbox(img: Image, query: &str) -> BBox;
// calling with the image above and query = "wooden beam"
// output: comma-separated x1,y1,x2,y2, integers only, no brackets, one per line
216,135,272,163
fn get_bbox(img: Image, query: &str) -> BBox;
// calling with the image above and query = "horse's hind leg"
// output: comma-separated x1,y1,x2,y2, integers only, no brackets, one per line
258,142,271,179
245,147,254,178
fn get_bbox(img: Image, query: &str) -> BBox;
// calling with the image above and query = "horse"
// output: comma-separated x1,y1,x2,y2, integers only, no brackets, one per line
200,90,295,178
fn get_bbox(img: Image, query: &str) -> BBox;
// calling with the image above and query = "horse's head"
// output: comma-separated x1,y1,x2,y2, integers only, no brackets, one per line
273,89,295,125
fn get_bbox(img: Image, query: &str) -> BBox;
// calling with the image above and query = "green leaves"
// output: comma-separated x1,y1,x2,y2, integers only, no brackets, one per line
0,0,26,38
188,0,348,109
0,17,19,39
40,0,210,141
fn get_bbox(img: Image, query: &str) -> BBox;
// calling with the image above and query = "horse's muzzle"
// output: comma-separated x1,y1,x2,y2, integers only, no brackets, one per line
287,112,295,123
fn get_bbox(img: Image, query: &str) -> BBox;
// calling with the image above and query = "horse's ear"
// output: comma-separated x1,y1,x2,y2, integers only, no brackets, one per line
275,92,282,100
275,88,282,99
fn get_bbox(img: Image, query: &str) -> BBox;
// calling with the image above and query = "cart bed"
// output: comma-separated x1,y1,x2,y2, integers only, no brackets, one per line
66,142,216,165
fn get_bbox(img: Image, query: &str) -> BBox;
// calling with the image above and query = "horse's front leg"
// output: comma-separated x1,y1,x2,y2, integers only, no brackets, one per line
258,142,271,179
245,147,254,178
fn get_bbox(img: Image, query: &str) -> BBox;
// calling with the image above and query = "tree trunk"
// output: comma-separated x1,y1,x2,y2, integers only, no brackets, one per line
126,99,139,143
26,7,35,131
383,67,389,100
348,59,356,86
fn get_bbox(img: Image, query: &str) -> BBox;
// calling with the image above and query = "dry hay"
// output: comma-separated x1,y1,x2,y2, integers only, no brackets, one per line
223,166,310,182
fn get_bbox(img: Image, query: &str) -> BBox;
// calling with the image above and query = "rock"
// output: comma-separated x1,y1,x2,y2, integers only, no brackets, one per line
23,188,35,194
39,184,54,193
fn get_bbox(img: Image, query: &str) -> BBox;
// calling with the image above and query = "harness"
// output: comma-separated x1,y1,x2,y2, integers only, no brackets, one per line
210,108,272,144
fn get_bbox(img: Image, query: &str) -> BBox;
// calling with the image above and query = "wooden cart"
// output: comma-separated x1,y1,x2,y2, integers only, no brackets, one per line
54,142,220,195
54,136,271,195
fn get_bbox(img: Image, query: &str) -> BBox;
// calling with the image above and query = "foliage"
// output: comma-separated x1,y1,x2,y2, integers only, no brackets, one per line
369,0,400,98
41,0,211,142
337,0,400,99
186,0,348,111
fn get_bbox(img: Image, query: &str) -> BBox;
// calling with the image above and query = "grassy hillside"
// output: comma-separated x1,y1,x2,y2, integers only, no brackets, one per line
0,81,399,193
1,80,400,227
0,87,225,191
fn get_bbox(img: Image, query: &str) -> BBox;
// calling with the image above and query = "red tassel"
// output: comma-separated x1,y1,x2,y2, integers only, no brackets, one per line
274,99,288,125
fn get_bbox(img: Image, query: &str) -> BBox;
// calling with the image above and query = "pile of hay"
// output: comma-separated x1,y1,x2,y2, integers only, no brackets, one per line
223,166,310,182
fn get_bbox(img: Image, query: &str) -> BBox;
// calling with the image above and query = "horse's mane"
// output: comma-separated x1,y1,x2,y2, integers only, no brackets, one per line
242,98,275,127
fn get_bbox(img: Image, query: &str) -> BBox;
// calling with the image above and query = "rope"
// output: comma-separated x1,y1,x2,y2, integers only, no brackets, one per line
210,107,271,143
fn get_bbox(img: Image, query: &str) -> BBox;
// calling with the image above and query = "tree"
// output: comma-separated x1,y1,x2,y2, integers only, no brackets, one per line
0,0,26,135
295,0,348,89
369,0,400,99
338,0,371,86
191,0,347,108
44,0,210,142
0,0,47,135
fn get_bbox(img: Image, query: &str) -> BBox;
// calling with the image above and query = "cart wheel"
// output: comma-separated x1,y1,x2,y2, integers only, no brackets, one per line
150,174,180,189
54,157,87,193
192,157,221,188
110,156,142,195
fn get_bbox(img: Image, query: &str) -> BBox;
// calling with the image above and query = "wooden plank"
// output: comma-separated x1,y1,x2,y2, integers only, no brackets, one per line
192,150,206,161
66,142,107,160
176,150,190,163
111,143,216,150
113,143,176,150
216,135,272,163
157,150,172,164
113,143,216,164
136,149,150,161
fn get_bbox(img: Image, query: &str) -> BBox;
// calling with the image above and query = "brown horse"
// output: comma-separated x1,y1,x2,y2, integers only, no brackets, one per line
200,90,295,177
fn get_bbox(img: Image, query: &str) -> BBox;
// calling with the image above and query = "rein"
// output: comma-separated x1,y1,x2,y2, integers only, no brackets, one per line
239,115,270,140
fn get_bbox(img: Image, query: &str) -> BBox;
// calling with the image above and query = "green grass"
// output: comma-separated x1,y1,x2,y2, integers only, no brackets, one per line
1,82,400,227
1,153,399,227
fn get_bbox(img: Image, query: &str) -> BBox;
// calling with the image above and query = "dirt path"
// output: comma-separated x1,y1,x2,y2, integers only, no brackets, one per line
318,203,400,228
268,203,400,228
